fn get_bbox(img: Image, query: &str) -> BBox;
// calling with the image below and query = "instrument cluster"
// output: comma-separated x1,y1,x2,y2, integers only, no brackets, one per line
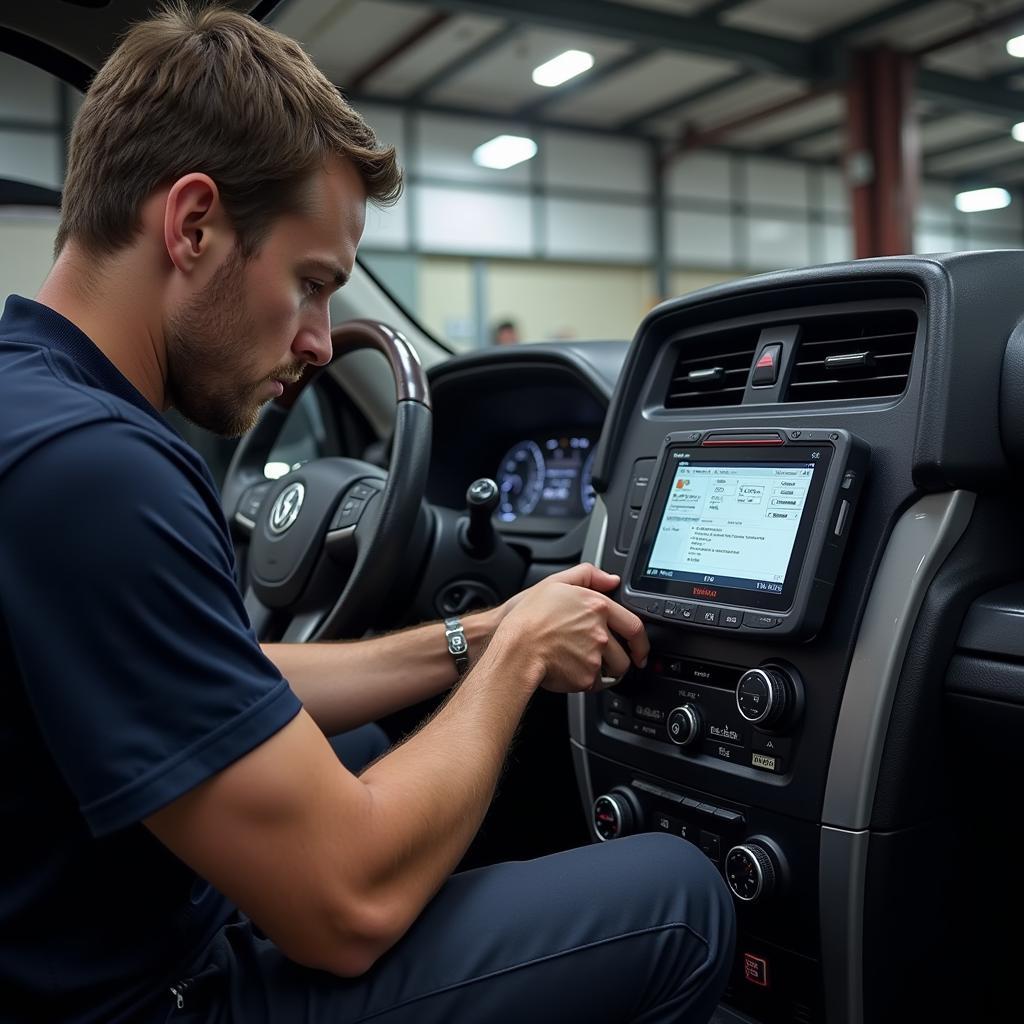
495,433,597,523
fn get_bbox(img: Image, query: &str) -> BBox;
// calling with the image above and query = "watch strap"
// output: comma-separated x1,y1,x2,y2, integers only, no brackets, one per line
444,616,470,675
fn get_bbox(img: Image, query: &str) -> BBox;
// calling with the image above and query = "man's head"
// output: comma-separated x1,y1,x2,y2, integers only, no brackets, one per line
55,2,401,435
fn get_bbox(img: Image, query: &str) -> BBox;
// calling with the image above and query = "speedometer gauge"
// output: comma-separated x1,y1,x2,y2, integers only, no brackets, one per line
497,440,546,520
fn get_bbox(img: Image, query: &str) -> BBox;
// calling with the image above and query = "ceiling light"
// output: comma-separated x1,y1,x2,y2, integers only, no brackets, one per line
531,49,594,87
472,134,538,170
1013,122,1024,141
1008,34,1024,57
955,187,1012,212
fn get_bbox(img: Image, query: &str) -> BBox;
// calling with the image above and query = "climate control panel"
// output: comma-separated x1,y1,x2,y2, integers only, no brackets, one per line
600,655,803,775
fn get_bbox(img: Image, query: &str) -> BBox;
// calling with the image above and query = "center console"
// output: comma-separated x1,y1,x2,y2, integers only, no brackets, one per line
570,255,1024,1024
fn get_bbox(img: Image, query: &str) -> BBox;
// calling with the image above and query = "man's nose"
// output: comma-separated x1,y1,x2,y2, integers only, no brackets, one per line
293,311,333,367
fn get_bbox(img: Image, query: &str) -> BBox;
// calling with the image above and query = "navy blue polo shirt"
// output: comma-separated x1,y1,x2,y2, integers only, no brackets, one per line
0,296,303,1022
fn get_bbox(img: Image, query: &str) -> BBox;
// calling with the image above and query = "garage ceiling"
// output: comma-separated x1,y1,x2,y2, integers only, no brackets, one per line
267,0,1024,186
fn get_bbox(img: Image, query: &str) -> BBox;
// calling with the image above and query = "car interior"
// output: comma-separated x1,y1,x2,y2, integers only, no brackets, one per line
4,1,1024,1022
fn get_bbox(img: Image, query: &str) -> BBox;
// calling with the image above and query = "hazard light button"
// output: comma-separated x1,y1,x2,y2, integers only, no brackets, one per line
751,343,782,387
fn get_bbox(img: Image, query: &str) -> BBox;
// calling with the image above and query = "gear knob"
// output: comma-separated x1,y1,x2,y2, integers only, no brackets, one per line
463,478,499,556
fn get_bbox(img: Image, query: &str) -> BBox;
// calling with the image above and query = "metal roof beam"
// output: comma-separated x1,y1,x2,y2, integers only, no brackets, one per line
346,12,451,92
517,46,657,117
619,71,748,130
917,69,1024,122
924,129,1015,161
419,0,812,76
815,0,939,48
405,21,519,100
345,90,658,141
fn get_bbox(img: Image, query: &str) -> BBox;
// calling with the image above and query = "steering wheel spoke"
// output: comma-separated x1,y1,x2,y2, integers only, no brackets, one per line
233,480,274,536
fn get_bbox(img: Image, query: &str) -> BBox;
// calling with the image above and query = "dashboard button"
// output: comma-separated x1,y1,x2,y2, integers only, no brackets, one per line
663,601,678,617
631,721,660,740
629,459,657,509
751,733,792,761
743,612,784,629
603,711,630,730
617,508,640,552
697,605,720,626
605,693,631,715
721,610,742,628
679,603,698,622
646,599,664,615
834,499,850,536
699,831,722,862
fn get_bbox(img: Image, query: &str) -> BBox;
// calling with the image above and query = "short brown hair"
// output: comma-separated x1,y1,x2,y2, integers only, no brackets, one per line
55,1,402,258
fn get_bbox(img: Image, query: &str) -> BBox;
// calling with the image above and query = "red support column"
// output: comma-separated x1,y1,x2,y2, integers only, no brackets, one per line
846,48,920,258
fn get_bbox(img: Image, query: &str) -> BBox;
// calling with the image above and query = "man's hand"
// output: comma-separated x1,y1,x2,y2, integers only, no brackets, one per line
495,563,649,694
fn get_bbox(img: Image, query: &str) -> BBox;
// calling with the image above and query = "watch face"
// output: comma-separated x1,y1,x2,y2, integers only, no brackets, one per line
449,635,468,654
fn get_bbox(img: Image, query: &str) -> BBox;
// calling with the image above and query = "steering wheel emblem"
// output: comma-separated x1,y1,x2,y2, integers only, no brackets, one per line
269,482,305,535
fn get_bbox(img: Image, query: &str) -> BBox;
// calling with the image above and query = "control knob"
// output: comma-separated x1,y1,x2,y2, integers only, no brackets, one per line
735,666,794,728
666,703,702,747
725,841,778,903
592,787,642,841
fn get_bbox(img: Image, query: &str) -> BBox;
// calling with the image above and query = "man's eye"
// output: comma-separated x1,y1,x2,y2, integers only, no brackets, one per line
303,279,325,298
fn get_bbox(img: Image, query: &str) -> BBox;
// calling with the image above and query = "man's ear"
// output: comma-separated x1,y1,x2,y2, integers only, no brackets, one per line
163,173,230,274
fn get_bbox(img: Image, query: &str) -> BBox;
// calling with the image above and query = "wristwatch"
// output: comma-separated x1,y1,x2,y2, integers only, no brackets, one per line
444,616,470,676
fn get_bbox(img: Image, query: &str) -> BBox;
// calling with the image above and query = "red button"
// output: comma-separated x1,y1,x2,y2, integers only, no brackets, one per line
743,952,770,987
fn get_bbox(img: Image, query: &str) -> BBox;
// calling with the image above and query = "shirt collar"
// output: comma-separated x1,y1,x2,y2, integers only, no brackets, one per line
0,294,166,425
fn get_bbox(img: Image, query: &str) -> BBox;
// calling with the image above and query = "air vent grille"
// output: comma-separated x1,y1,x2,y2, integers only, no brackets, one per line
786,309,917,403
665,328,758,409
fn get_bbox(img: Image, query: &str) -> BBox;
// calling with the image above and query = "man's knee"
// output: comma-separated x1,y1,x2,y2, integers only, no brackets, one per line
612,832,736,959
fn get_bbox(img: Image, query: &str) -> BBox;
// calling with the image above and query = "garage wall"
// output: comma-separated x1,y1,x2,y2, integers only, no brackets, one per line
3,52,1023,352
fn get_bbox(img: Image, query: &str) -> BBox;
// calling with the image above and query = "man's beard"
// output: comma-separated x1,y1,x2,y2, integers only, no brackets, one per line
165,250,303,438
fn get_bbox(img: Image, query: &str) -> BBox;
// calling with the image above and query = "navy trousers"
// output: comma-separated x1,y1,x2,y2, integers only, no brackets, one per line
171,724,736,1024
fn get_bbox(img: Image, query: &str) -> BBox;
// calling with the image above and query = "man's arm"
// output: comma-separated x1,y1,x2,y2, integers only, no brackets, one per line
145,566,648,978
261,608,500,736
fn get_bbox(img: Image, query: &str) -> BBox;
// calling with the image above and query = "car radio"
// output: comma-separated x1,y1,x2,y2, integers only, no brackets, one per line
621,428,868,639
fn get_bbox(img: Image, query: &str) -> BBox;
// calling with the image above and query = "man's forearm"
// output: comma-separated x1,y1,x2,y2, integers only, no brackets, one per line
262,608,501,736
353,626,543,948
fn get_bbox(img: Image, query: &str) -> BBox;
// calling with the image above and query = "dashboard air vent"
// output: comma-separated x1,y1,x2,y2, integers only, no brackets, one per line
786,309,917,403
665,328,758,409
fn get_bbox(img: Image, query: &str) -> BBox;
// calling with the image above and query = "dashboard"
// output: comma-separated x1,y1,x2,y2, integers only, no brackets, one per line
425,344,625,536
571,254,1024,1024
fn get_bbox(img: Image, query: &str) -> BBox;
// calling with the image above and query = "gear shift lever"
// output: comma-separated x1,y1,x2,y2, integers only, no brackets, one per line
461,478,499,557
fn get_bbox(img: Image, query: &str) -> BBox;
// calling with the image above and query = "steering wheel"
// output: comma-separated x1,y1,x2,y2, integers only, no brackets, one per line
221,320,431,642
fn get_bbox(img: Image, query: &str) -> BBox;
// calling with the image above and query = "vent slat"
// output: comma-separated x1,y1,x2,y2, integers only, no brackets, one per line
665,327,758,409
786,309,916,403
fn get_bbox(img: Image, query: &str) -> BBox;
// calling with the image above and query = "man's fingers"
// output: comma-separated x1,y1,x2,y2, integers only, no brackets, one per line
601,596,650,668
599,634,631,681
554,562,620,593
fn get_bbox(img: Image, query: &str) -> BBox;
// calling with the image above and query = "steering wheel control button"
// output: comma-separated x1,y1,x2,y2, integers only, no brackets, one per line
725,844,777,903
666,704,701,746
349,482,376,501
236,482,273,525
742,612,784,629
330,498,366,531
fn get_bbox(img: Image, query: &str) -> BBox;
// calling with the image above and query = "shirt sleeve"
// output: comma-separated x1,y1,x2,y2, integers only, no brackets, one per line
0,419,302,836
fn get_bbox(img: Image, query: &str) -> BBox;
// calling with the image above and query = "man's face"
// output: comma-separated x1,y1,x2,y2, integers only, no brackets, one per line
165,156,366,437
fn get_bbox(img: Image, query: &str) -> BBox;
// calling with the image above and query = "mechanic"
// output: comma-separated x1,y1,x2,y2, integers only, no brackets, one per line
0,5,735,1022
